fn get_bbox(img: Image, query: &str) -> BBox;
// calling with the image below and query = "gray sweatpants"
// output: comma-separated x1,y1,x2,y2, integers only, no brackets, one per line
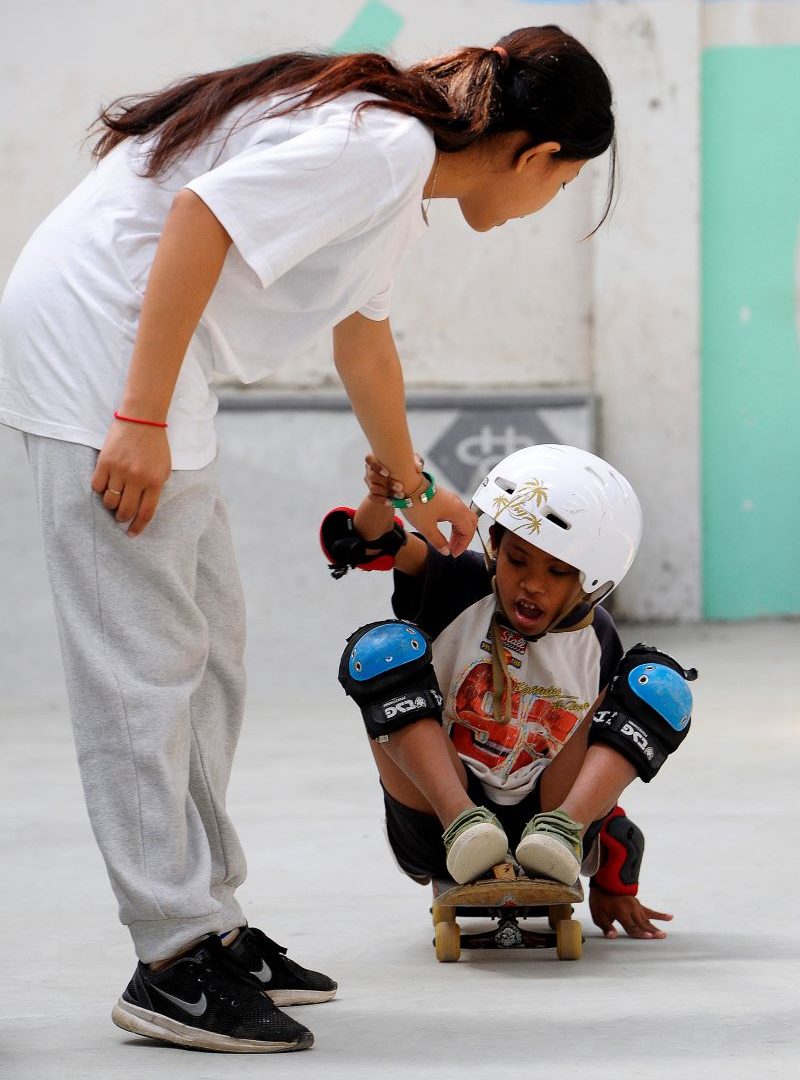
25,433,248,962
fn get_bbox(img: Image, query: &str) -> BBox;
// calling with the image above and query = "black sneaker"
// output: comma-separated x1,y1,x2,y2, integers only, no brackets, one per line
111,935,313,1053
227,927,338,1006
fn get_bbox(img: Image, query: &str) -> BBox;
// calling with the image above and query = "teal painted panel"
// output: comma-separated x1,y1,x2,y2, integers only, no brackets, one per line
332,1,404,54
701,46,800,617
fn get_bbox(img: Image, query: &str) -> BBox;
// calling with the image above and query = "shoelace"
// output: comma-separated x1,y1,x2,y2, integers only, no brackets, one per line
194,936,271,999
245,928,288,959
529,810,583,850
442,806,501,849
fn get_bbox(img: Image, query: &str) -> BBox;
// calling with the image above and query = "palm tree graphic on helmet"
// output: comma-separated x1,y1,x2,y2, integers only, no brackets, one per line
492,479,550,535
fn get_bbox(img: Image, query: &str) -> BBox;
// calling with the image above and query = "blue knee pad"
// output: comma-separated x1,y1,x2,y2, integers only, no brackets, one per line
589,643,697,782
338,620,443,741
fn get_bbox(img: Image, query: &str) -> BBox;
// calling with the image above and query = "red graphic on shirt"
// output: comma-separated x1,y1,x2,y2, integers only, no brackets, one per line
449,661,579,776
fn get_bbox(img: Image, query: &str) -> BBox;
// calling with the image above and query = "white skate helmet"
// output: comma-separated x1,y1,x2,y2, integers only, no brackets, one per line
471,444,642,606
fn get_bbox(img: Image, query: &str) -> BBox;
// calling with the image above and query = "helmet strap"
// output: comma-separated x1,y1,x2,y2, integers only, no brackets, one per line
546,596,594,634
490,609,514,726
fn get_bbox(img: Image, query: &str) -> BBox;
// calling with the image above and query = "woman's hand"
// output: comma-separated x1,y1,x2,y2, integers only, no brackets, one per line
589,885,673,940
90,419,172,536
366,454,477,557
402,486,477,558
87,190,231,537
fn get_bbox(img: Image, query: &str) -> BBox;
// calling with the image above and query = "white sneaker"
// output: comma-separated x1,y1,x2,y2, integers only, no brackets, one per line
442,806,509,884
515,810,583,884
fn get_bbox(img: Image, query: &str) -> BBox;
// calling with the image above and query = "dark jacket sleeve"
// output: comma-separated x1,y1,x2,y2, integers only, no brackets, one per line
593,604,624,690
391,543,492,641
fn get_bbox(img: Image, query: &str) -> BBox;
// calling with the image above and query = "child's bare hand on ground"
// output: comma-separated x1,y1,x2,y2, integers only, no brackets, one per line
589,886,673,940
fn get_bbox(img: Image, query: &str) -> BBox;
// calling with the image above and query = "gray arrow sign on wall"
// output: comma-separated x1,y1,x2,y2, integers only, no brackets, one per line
427,410,558,497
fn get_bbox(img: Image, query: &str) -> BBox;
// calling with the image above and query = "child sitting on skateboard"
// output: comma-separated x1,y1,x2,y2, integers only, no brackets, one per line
323,444,696,940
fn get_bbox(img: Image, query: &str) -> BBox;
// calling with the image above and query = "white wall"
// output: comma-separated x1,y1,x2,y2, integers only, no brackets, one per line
592,2,701,620
0,0,702,624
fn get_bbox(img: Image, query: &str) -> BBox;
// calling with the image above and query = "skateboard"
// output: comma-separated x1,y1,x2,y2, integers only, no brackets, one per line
430,862,584,963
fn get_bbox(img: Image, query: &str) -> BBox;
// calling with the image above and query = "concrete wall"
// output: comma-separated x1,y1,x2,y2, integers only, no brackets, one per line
591,2,701,621
1,1,799,654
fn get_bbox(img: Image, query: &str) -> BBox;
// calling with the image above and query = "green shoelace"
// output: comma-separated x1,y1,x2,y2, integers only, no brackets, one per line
442,806,502,851
524,810,583,855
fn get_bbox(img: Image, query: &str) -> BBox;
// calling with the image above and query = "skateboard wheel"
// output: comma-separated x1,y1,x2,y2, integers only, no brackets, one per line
555,918,583,960
434,920,461,962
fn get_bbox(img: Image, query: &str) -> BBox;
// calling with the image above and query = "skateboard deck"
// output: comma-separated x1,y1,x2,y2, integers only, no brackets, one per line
430,862,584,962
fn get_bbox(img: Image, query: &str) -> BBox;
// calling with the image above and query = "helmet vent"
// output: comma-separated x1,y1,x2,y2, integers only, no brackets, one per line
495,476,517,495
584,466,605,490
545,513,570,530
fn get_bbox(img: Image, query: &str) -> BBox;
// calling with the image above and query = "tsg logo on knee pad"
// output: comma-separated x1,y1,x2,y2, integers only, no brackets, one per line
384,690,442,720
339,620,444,741
620,721,654,760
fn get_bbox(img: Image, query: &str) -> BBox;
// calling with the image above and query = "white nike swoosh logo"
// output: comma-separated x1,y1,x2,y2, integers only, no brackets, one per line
152,985,208,1017
253,960,272,983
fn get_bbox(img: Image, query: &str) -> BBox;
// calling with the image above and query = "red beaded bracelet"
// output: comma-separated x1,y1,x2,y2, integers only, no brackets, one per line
114,410,168,429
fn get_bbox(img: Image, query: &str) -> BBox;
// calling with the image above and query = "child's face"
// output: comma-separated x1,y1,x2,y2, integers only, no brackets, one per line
494,531,583,637
459,139,586,233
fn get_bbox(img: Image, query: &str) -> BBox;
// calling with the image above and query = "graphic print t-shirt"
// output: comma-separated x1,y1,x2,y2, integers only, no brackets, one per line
392,548,623,806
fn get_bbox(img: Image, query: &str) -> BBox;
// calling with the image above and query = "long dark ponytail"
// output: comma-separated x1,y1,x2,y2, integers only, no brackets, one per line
92,25,616,222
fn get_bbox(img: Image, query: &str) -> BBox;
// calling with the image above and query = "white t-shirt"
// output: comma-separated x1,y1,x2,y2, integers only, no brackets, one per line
0,93,436,468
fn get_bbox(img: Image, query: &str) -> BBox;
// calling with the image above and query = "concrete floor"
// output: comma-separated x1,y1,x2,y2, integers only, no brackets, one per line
2,619,798,1080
